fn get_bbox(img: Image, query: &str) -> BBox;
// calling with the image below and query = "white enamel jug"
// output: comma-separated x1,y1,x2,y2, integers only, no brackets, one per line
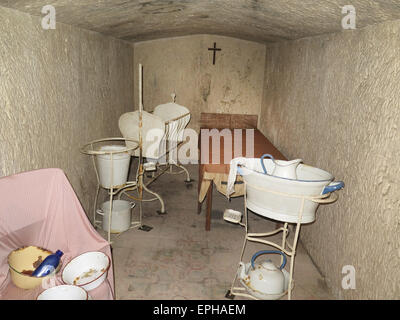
260,154,302,179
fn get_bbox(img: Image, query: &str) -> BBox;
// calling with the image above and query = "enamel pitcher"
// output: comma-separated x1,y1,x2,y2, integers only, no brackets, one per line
260,154,302,179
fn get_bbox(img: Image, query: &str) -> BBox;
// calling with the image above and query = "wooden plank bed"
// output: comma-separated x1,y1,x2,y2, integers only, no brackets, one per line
198,112,287,230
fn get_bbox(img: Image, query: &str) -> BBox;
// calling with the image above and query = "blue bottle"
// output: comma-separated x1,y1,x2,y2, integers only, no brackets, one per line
32,250,63,277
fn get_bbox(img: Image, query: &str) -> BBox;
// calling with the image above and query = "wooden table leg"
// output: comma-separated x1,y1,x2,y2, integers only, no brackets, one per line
205,182,213,231
198,200,202,214
198,164,203,214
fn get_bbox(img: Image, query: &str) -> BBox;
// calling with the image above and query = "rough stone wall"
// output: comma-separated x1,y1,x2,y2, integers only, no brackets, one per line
133,35,266,132
0,6,134,215
259,21,400,299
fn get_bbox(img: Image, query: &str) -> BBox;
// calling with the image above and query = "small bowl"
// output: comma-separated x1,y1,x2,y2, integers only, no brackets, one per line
62,251,110,291
37,285,88,300
8,246,62,290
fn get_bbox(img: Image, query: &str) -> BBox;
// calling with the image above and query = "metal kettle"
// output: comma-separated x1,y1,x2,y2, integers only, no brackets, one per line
239,250,287,295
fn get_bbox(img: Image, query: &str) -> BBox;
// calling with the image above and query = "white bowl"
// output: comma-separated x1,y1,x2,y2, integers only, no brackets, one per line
37,285,88,300
62,251,110,291
238,163,334,223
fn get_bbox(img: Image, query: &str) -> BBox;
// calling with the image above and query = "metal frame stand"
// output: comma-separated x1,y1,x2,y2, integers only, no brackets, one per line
227,181,339,300
81,137,141,243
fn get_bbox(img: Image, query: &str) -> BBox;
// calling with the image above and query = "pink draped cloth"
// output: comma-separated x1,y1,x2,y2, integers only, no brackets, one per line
0,168,114,300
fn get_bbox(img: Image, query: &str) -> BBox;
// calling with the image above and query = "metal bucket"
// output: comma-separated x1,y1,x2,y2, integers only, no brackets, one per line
97,200,135,233
95,145,131,188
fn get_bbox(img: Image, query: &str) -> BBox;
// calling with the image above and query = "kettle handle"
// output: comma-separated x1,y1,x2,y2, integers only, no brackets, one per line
251,250,287,270
260,154,274,175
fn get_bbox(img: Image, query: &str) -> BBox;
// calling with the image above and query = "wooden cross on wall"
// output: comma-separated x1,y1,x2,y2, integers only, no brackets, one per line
208,42,221,65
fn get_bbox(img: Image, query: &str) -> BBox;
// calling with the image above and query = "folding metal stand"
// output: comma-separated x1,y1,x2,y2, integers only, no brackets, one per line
227,181,339,300
81,137,140,243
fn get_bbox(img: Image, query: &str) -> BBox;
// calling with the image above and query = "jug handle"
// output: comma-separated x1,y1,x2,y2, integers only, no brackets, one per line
322,181,344,195
260,154,274,175
251,250,287,270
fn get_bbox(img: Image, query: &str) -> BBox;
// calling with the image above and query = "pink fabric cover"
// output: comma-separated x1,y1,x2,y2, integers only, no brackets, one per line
0,168,114,300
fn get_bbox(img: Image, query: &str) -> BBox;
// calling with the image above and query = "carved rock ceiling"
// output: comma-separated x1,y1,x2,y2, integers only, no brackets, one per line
1,0,400,42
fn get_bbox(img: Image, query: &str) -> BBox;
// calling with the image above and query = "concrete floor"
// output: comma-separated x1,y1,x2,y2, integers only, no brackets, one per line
97,164,333,300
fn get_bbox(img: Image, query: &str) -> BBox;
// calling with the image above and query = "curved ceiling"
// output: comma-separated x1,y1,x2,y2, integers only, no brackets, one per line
2,0,400,43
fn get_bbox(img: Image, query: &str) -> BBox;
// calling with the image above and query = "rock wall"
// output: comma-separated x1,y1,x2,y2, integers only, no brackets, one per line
133,35,266,132
0,6,134,215
259,21,400,299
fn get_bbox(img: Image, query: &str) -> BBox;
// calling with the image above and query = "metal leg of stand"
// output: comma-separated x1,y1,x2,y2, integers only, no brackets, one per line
163,156,192,183
281,223,288,266
173,163,191,182
143,183,166,214
288,220,302,300
227,218,249,298
93,184,100,226
228,193,255,300
138,172,144,227
107,186,115,243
